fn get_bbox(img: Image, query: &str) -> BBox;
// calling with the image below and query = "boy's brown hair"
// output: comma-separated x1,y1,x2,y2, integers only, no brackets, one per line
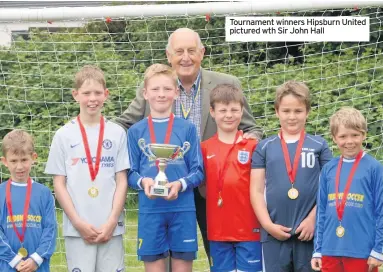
2,129,35,157
274,80,311,111
74,65,106,90
210,84,244,109
143,63,177,89
330,107,367,137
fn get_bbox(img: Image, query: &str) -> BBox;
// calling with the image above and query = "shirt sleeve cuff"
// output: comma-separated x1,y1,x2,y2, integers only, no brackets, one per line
370,250,383,261
179,178,187,192
9,254,22,268
137,177,143,190
30,252,43,267
312,252,322,258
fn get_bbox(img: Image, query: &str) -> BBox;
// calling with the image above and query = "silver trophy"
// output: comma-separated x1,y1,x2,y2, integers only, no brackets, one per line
138,139,190,197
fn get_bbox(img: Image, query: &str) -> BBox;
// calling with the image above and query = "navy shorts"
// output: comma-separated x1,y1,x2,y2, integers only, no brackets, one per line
262,235,314,272
137,211,198,262
210,241,262,272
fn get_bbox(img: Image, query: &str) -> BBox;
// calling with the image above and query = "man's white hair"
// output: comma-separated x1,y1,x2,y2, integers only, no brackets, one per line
166,28,204,52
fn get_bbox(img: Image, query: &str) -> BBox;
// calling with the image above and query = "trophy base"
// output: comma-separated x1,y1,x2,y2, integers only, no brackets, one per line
150,185,169,197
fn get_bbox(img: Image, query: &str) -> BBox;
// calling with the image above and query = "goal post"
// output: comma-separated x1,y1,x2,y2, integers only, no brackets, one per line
0,1,382,271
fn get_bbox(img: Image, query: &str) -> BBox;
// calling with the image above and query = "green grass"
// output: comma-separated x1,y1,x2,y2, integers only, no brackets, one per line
50,210,210,271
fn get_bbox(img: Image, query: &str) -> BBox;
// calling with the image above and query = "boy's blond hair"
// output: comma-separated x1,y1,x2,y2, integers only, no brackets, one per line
330,107,367,137
210,84,244,109
2,129,35,157
275,80,311,111
74,65,106,90
143,64,177,89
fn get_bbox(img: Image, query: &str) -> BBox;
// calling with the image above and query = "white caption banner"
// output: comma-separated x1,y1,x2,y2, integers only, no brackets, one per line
226,16,369,42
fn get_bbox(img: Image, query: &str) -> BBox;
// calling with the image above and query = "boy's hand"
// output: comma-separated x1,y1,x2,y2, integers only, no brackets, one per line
15,260,25,271
266,223,292,241
295,215,315,241
94,219,116,244
74,220,101,243
141,178,156,199
198,183,206,199
165,181,182,201
368,256,383,271
18,258,38,272
311,258,322,271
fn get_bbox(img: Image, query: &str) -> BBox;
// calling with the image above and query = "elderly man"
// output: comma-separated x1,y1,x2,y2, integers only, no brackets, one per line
114,27,262,264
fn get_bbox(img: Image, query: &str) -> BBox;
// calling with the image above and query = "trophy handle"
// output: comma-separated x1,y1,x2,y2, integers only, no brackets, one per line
138,139,156,160
180,141,191,155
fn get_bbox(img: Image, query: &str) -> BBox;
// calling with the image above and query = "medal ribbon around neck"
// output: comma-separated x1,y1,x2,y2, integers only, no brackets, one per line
335,150,363,223
6,177,32,247
280,129,305,188
77,115,105,181
216,130,243,205
180,77,201,120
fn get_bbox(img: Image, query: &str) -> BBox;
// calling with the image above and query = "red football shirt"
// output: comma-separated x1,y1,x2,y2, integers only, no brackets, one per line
201,134,261,241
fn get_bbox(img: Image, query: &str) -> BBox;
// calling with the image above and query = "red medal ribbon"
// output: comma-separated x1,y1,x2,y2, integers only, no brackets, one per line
280,129,305,186
216,130,242,195
77,115,105,181
148,114,174,144
335,150,363,222
6,177,32,245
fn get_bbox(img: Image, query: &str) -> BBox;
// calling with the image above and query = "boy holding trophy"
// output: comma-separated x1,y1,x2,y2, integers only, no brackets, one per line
127,64,204,272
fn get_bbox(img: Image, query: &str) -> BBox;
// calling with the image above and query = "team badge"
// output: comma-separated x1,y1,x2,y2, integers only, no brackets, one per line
237,150,250,164
103,139,112,149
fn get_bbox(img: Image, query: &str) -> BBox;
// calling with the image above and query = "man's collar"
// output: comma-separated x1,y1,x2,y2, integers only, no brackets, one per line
177,69,202,91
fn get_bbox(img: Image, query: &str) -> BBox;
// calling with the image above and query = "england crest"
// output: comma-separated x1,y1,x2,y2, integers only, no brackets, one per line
237,150,250,164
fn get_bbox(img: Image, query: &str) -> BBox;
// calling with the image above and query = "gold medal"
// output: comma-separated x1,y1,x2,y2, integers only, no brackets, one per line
288,187,299,200
336,225,345,237
18,247,28,258
217,197,223,207
88,186,99,198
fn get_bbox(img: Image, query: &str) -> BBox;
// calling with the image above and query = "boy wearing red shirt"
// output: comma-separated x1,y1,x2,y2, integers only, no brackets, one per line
200,84,262,272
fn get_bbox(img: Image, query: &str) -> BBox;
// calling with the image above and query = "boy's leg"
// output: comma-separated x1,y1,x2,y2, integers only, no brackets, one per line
95,235,124,272
167,211,198,269
321,256,343,272
235,241,262,272
170,258,193,272
138,213,170,268
65,236,97,272
342,257,378,272
262,238,293,272
292,237,314,272
144,259,167,272
209,241,236,272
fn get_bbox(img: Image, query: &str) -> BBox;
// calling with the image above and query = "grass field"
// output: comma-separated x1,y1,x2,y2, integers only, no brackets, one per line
50,210,210,271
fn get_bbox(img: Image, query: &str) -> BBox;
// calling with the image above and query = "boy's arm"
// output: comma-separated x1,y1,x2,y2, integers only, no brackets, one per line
127,129,146,190
370,163,383,261
250,168,291,241
53,175,100,243
29,192,57,267
312,169,328,258
94,170,128,243
177,125,204,191
0,227,23,268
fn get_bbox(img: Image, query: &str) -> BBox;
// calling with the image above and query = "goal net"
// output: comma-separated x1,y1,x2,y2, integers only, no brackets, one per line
0,2,382,271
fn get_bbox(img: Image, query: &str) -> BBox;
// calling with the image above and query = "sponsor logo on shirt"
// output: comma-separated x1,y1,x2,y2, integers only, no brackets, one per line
6,214,42,229
103,139,112,149
237,150,250,164
70,156,115,168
